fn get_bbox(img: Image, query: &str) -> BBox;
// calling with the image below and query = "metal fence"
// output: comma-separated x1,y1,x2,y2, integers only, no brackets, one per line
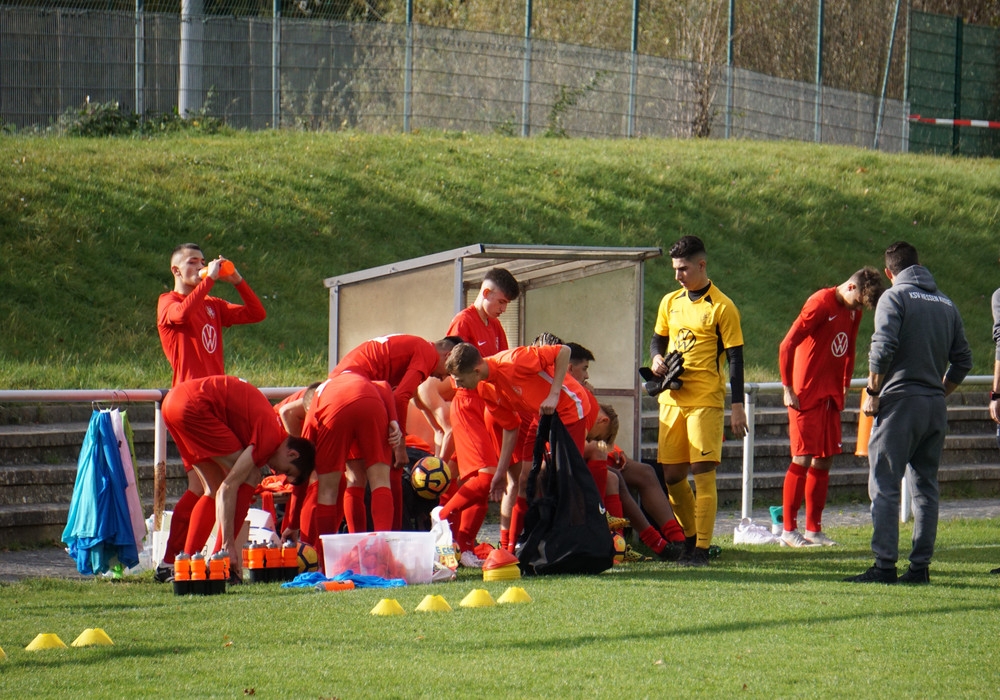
0,6,907,149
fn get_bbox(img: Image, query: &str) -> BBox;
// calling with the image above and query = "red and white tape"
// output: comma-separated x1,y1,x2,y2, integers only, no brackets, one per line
909,114,1000,129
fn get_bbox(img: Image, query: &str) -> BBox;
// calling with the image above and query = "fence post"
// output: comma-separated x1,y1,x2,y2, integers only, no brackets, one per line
952,15,963,155
741,386,756,519
271,0,281,129
725,0,734,138
626,0,638,138
178,0,204,117
521,0,533,137
874,0,902,150
813,0,824,143
403,0,414,133
135,0,144,117
154,400,167,531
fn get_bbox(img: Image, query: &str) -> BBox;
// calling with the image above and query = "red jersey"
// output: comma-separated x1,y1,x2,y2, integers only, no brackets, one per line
779,287,861,411
447,306,508,357
162,376,287,469
329,334,438,432
479,345,591,429
157,279,266,386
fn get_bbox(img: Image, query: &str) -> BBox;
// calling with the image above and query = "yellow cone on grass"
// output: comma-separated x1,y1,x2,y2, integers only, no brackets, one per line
497,586,532,604
370,598,406,616
0,646,6,660
25,633,67,651
415,594,453,613
72,628,115,647
459,588,495,608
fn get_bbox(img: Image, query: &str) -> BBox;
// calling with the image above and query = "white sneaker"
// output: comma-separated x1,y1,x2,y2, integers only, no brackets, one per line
459,550,485,568
733,518,780,545
804,530,838,546
781,529,820,548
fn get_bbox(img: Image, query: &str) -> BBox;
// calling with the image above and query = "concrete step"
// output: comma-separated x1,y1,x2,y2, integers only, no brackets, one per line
0,461,188,507
0,421,178,466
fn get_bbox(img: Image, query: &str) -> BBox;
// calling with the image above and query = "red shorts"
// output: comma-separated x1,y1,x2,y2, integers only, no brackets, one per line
305,375,391,475
450,388,500,480
788,397,842,459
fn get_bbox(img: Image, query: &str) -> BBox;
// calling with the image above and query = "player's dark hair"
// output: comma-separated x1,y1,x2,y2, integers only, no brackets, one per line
884,241,919,275
286,436,316,486
669,235,706,260
438,335,465,350
532,331,563,346
598,403,619,445
172,242,202,256
484,267,520,300
445,342,483,375
850,266,885,310
301,381,322,412
567,342,595,362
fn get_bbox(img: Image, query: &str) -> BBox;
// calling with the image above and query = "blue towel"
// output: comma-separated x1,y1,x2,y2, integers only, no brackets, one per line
281,569,406,589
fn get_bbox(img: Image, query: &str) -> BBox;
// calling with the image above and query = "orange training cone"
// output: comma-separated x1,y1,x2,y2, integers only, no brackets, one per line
856,391,873,457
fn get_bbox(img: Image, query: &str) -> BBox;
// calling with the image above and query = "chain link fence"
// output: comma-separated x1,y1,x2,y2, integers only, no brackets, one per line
1,4,907,150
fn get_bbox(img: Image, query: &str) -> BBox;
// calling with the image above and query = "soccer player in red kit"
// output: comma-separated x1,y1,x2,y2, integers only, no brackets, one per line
444,268,520,566
329,334,460,529
301,373,404,542
154,243,266,582
778,267,883,547
441,343,591,538
161,376,314,578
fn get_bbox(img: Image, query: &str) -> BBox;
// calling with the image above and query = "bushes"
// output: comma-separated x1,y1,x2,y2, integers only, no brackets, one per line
55,94,226,137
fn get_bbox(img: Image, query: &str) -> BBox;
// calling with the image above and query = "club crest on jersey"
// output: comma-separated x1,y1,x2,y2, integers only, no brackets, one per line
206,306,216,320
831,331,849,358
201,324,219,354
675,328,696,352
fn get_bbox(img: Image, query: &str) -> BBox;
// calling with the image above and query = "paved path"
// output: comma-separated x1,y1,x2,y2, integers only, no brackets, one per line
3,498,1000,582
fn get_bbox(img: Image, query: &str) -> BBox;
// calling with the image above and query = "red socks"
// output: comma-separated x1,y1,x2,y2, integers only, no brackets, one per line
438,470,491,521
805,467,830,533
639,525,667,555
163,488,199,564
507,496,528,552
605,493,623,519
183,495,216,555
660,519,686,543
370,486,393,531
344,486,367,533
782,462,808,531
314,502,341,538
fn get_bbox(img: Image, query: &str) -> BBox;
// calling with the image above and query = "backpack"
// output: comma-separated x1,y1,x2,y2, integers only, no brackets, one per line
518,413,614,576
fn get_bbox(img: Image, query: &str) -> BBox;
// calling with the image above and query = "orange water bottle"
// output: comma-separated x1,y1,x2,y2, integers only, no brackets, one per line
282,541,298,581
189,552,207,595
208,551,227,595
173,553,191,596
265,543,282,583
199,259,236,279
247,542,266,583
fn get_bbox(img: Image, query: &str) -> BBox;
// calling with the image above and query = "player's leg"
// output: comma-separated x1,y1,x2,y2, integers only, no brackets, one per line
658,403,696,550
803,398,841,545
684,406,725,565
184,462,225,555
366,461,393,532
343,460,369,533
619,455,685,545
156,468,204,581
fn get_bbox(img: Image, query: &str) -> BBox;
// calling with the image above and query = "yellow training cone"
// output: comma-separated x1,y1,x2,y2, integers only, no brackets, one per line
370,598,406,616
415,595,453,613
459,588,496,608
25,633,67,651
0,646,6,660
497,586,533,604
72,628,115,647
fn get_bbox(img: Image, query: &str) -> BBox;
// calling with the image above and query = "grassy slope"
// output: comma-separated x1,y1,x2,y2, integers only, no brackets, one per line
1,132,999,388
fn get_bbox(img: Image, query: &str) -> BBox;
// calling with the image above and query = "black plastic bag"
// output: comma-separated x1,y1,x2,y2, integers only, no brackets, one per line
518,413,614,575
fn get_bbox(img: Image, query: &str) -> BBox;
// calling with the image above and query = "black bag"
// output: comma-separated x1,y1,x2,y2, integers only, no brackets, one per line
518,413,614,576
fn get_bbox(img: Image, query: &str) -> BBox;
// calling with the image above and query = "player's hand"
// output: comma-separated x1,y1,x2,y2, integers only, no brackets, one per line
991,399,1000,424
650,354,667,376
863,394,880,417
730,403,748,437
393,443,408,469
280,528,299,544
783,386,799,410
539,393,558,415
488,470,507,502
387,421,403,447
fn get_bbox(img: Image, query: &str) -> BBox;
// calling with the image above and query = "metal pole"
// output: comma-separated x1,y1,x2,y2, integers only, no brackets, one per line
725,0,734,138
272,0,280,129
403,0,414,133
814,0,824,143
874,0,902,150
153,400,166,531
178,0,204,117
952,15,963,155
902,0,912,152
741,388,756,520
626,0,639,138
135,0,144,117
521,0,533,137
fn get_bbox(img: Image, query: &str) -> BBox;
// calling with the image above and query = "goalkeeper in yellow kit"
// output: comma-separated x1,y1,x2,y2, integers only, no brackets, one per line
649,235,748,566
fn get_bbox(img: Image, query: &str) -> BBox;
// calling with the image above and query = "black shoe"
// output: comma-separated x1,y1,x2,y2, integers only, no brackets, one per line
153,564,173,583
990,566,1000,575
683,535,696,558
843,565,897,584
657,541,685,562
680,547,710,567
898,566,930,585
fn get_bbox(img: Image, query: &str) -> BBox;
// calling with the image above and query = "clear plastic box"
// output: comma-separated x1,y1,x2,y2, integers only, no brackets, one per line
320,531,435,584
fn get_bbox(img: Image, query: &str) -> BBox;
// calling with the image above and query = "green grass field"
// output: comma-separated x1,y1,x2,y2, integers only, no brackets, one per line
2,519,1000,698
2,132,1000,389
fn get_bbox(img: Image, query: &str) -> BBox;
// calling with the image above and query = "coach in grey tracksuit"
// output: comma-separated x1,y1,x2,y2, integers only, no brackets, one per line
845,241,972,585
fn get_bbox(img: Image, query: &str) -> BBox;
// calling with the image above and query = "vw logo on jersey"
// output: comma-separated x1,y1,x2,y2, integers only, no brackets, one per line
831,331,849,358
202,324,219,354
676,328,696,352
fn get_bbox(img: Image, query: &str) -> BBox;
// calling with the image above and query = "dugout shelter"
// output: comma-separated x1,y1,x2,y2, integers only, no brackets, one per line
324,244,662,456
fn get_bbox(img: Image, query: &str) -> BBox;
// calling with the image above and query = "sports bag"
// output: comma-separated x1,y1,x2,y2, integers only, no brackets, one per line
518,413,614,575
